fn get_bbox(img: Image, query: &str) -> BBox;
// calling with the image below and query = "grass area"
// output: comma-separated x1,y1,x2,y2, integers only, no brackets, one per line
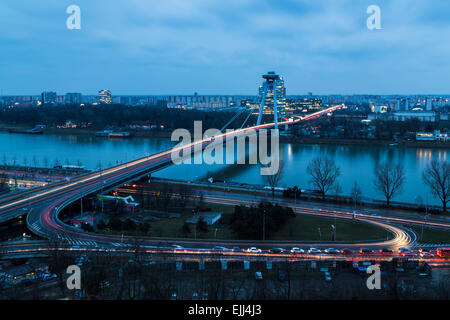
144,204,236,239
100,203,391,242
405,225,450,244
273,214,391,242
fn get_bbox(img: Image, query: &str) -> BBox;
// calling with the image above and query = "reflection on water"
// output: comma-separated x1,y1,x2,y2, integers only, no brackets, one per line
417,149,447,164
0,132,445,205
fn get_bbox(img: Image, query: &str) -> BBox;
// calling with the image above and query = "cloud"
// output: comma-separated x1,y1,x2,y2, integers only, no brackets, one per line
0,0,449,94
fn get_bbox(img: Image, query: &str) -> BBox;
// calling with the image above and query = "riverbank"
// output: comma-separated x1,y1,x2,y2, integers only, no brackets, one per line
280,135,450,149
1,123,449,148
0,124,173,138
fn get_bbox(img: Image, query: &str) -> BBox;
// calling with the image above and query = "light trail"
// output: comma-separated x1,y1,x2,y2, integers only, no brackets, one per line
0,105,424,254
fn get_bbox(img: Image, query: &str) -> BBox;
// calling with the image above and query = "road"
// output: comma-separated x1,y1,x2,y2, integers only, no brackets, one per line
0,104,448,260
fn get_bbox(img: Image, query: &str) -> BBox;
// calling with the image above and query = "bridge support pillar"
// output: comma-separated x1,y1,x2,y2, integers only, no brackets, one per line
256,72,281,129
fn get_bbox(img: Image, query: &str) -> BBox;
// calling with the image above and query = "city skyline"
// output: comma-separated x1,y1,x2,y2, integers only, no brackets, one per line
1,1,450,95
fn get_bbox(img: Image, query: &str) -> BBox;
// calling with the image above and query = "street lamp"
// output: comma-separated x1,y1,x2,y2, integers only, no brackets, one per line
334,213,337,239
421,193,430,241
421,213,430,241
79,182,83,218
101,181,106,213
194,224,197,240
262,209,266,241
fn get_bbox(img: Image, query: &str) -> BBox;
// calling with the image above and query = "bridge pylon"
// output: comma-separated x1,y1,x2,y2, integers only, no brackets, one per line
256,71,282,130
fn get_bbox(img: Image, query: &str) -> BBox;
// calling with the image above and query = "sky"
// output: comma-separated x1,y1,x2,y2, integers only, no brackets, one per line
1,0,450,95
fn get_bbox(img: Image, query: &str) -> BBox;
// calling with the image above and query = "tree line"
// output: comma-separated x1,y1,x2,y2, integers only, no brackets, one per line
0,104,242,131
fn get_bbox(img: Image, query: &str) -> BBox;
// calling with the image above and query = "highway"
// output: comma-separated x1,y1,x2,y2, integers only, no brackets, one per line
0,104,448,260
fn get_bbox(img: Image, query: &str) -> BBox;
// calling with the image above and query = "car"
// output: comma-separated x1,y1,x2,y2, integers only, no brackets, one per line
308,248,322,254
398,248,413,255
247,247,262,253
420,250,434,258
324,248,340,254
232,246,242,252
379,248,393,255
398,248,416,256
170,245,185,252
418,248,432,254
254,272,263,281
356,266,368,276
42,273,57,281
340,248,354,255
212,246,227,252
359,248,374,254
269,248,285,254
290,247,305,254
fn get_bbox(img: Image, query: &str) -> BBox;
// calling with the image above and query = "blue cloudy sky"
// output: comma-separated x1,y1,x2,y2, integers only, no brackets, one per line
1,0,449,95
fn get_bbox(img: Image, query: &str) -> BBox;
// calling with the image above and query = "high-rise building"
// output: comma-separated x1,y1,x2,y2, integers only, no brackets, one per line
41,91,57,105
65,92,82,105
98,89,112,104
426,98,432,111
257,71,286,117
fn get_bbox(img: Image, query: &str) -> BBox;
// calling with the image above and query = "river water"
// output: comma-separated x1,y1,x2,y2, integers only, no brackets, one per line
0,132,447,206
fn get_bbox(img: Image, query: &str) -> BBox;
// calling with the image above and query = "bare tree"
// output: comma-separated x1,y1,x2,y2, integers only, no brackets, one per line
43,156,49,168
332,182,342,201
373,162,405,206
263,161,284,198
350,180,363,206
306,157,340,199
32,155,39,168
97,161,103,175
178,184,193,211
0,172,7,192
423,160,450,212
160,183,174,213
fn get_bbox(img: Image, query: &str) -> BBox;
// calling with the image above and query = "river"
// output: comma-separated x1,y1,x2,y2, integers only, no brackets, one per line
0,132,446,206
